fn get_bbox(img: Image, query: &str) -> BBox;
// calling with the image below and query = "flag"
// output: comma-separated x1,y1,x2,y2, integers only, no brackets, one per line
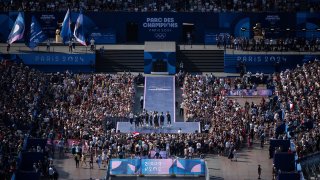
27,16,47,49
7,12,25,44
60,9,71,44
74,12,87,46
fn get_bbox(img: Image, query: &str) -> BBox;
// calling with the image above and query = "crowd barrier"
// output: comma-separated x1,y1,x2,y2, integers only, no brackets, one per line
277,172,300,180
26,138,47,151
273,152,295,172
109,158,205,176
270,139,290,152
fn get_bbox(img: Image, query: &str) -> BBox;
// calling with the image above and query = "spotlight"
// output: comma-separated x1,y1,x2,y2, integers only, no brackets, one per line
286,28,290,31
270,28,275,31
302,28,306,31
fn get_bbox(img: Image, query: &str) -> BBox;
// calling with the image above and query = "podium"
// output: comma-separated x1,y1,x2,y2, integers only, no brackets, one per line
144,41,176,75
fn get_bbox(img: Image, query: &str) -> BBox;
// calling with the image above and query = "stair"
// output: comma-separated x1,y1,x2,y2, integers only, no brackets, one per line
95,50,144,72
177,49,224,72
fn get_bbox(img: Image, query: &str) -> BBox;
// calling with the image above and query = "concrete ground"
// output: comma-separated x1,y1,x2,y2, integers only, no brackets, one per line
49,140,273,180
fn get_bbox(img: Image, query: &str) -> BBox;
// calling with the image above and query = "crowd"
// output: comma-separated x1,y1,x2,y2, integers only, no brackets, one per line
182,59,320,162
273,60,320,157
217,35,320,52
0,0,319,12
0,61,51,179
1,56,320,178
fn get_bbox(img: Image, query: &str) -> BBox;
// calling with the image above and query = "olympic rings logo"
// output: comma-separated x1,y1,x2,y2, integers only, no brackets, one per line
154,33,166,40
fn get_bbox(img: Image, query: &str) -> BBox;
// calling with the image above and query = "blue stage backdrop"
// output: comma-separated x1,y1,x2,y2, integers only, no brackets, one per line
144,51,176,74
0,12,319,43
224,54,319,73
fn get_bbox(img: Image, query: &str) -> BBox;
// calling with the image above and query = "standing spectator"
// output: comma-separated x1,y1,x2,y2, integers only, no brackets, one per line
6,41,10,53
96,155,102,169
72,37,76,50
140,95,144,109
46,39,51,51
90,37,95,51
258,165,262,179
68,39,72,53
74,154,80,168
81,153,87,167
48,166,54,180
89,153,94,169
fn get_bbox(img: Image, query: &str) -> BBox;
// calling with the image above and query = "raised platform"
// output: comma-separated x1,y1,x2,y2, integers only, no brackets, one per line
116,122,201,134
1,43,320,55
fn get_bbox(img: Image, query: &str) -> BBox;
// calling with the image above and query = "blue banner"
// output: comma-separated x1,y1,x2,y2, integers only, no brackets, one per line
224,54,319,73
16,53,95,65
27,16,47,49
7,12,25,44
174,159,205,175
110,159,140,175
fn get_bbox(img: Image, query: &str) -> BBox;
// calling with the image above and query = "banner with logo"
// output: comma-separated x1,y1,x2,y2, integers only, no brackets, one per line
17,53,95,65
141,159,174,175
224,54,319,73
173,159,205,175
110,159,141,175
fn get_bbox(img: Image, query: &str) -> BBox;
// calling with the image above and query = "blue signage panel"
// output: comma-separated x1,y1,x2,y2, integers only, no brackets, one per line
17,53,95,65
224,54,319,73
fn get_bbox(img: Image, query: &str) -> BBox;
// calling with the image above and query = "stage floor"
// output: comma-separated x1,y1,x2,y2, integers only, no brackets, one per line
116,122,201,134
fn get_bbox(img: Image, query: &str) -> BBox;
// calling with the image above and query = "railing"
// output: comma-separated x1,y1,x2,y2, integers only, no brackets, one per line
0,43,94,54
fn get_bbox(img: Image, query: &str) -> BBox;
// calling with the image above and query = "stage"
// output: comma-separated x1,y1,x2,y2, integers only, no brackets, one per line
116,122,201,134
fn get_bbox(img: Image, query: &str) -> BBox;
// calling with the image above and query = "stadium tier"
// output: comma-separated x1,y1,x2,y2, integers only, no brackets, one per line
1,4,320,180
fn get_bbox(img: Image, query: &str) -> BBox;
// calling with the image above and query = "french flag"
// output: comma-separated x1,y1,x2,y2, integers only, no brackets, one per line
8,12,25,44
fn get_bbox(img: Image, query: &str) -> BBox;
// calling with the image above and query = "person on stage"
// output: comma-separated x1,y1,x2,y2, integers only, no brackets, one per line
160,112,165,128
139,112,144,127
134,115,140,128
166,111,171,125
145,111,149,126
154,111,159,128
149,111,153,127
129,112,134,125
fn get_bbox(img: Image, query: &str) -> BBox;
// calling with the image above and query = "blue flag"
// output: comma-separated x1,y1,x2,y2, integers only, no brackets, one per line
74,12,87,46
27,16,47,49
60,9,71,44
8,12,25,44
